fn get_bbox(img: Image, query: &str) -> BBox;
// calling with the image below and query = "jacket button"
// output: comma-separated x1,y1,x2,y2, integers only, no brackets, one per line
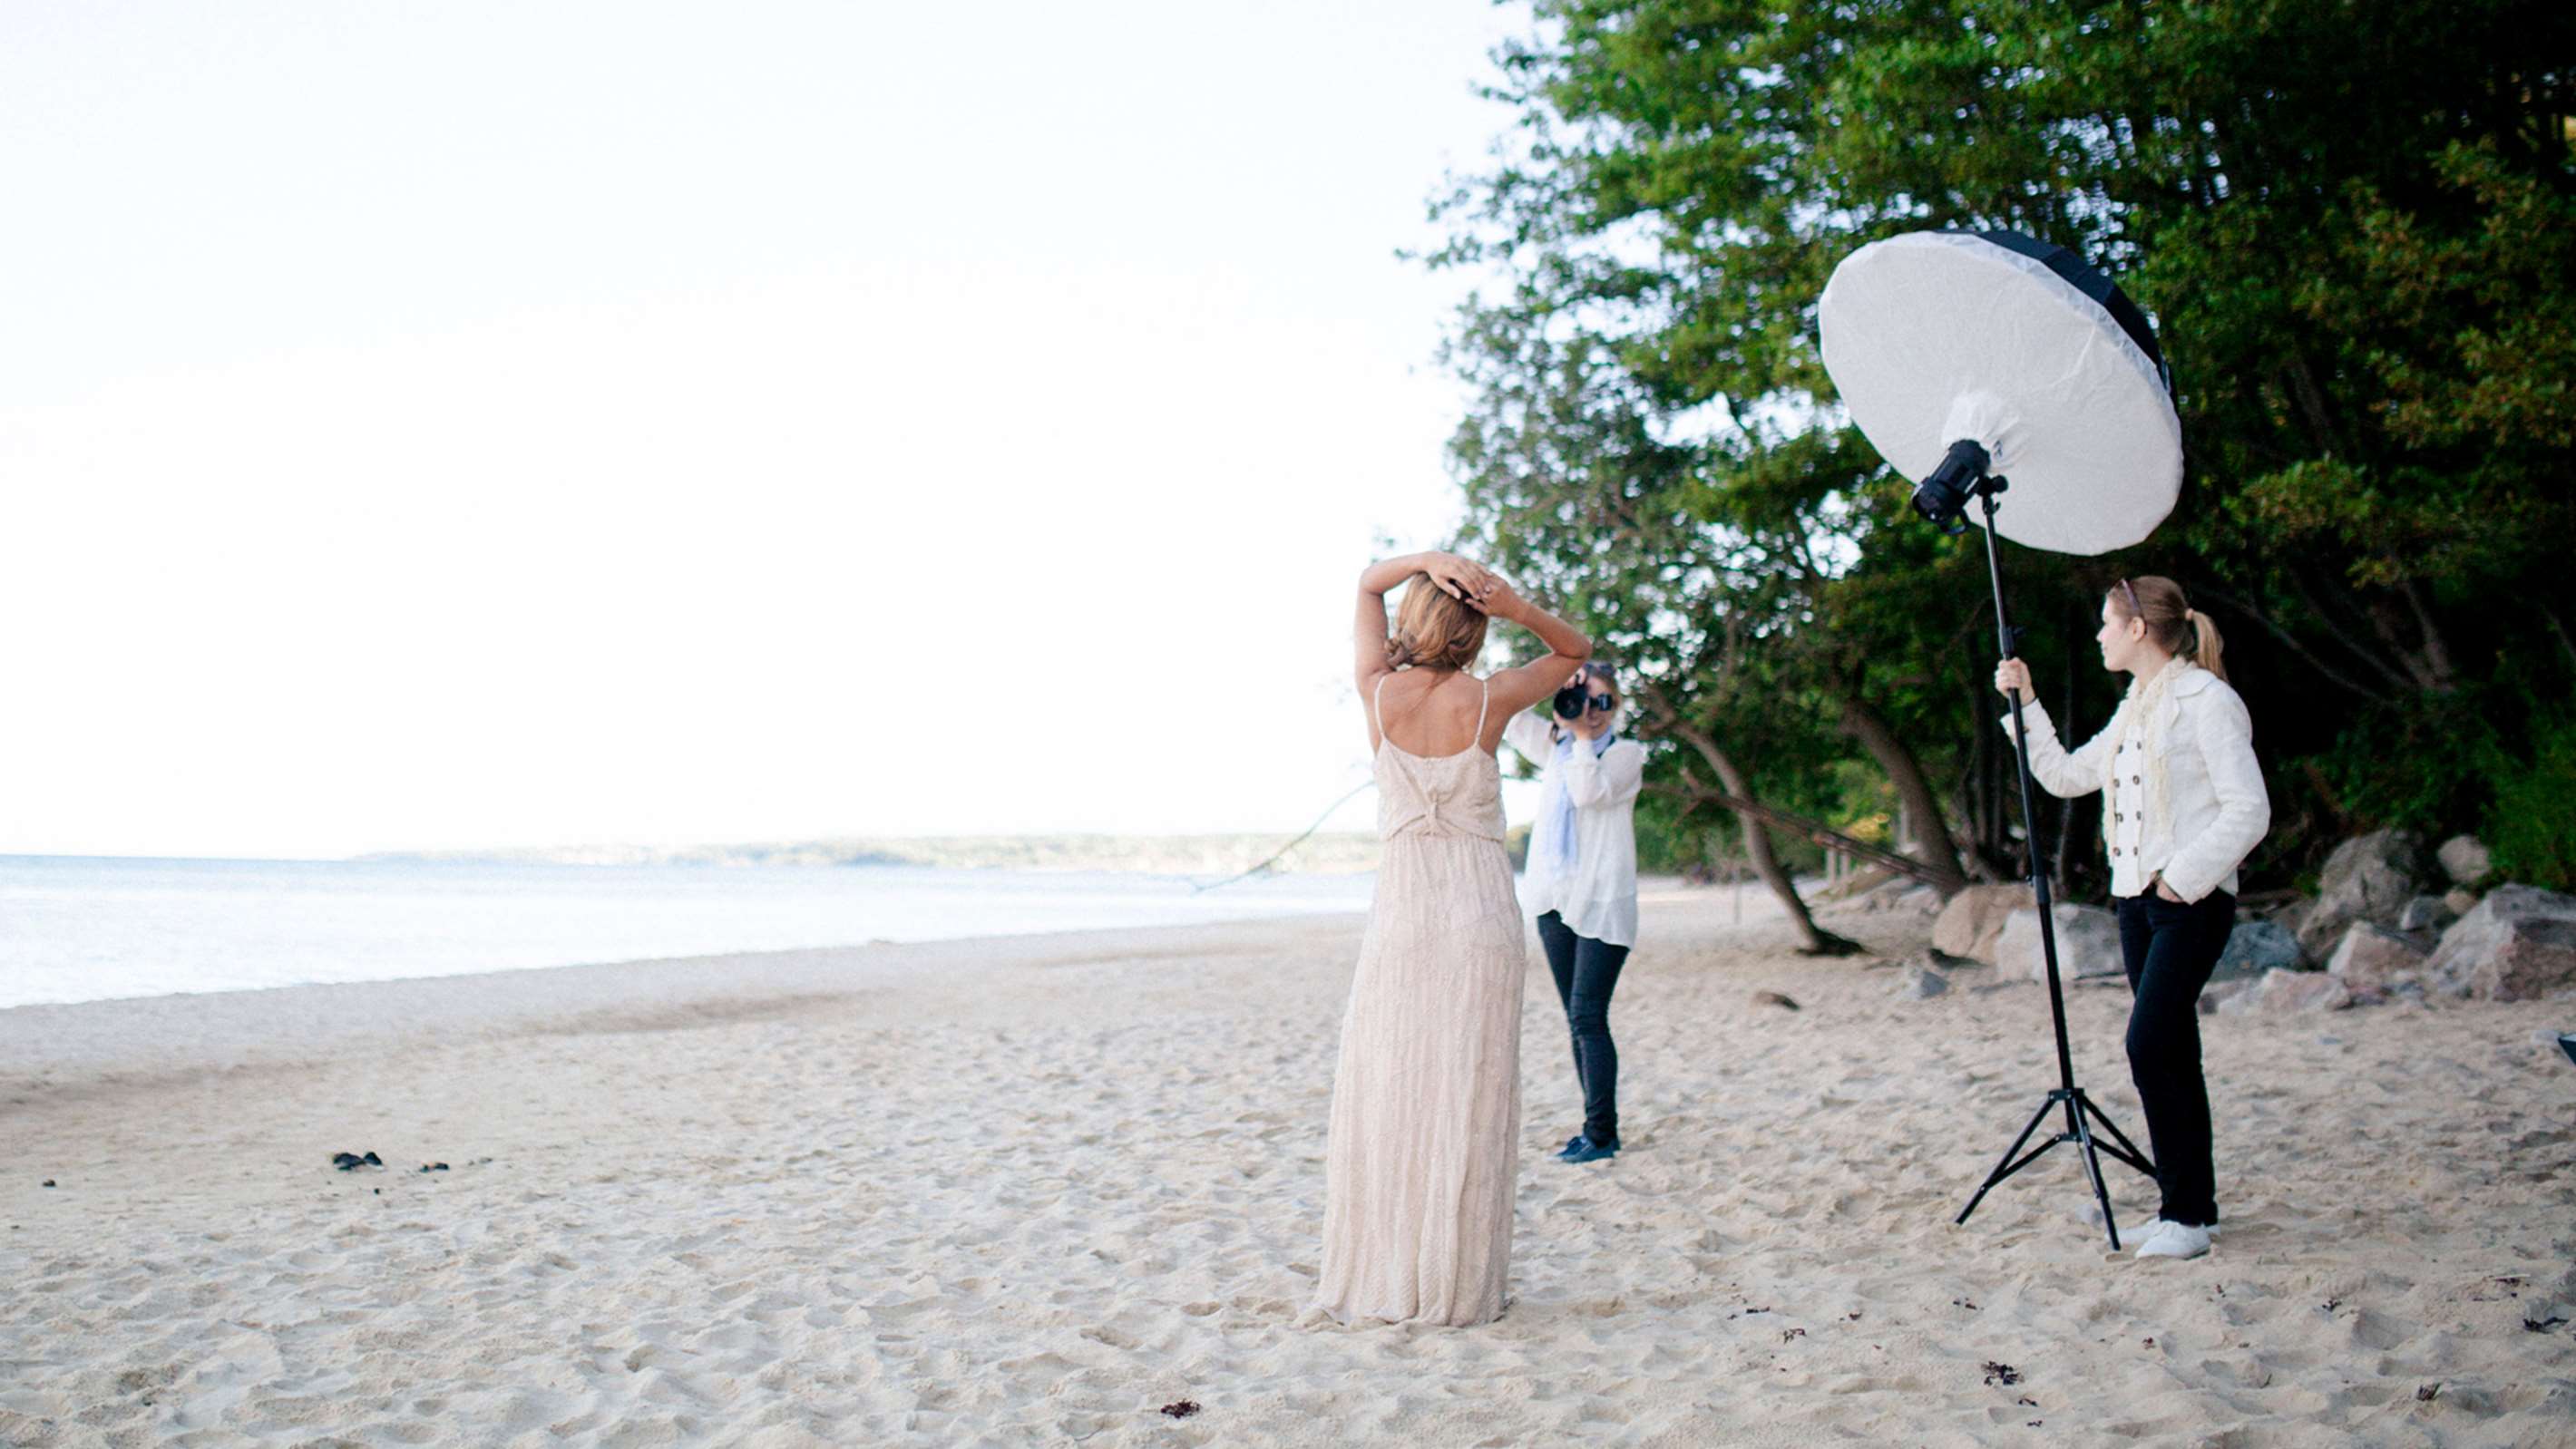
2112,847,2122,856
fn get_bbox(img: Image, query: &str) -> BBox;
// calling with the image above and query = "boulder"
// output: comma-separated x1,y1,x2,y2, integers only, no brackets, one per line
2266,896,2316,943
2212,919,2305,982
2199,978,2255,1015
2297,830,2430,960
2444,887,2481,918
2436,834,2493,887
1998,903,2125,982
1933,884,2029,965
2216,968,2355,1015
2424,884,2576,1002
2396,895,2458,936
2326,923,2428,997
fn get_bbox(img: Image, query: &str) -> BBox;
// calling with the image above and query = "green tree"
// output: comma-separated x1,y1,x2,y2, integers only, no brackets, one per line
1432,0,2576,892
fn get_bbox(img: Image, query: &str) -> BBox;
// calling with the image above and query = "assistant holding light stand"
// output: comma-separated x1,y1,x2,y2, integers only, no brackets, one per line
1928,446,2157,1250
1820,228,2188,1249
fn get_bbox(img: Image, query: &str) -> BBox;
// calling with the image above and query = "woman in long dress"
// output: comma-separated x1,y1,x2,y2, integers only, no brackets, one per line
1312,550,1591,1327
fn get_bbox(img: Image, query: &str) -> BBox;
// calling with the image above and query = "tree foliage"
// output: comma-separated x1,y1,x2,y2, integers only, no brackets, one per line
1432,0,2576,895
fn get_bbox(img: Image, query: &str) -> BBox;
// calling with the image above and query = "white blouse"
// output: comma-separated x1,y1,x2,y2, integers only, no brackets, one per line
1503,712,1646,947
2004,664,2270,902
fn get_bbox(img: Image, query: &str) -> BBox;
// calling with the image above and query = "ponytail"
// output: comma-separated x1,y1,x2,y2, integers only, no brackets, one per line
2182,608,2228,682
2111,576,2230,683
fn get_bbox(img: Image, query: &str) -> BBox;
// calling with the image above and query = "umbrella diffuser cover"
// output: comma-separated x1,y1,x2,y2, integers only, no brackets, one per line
1819,230,2182,557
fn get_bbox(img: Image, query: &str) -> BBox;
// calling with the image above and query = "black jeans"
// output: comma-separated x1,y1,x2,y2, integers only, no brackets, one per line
2113,889,2235,1228
1536,910,1630,1149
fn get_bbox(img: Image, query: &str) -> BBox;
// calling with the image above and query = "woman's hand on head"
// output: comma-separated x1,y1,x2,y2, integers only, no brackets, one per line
1423,553,1497,610
1994,658,2034,703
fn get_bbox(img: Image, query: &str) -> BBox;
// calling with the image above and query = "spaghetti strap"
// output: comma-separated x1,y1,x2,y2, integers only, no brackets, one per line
1473,678,1490,748
1372,674,1390,737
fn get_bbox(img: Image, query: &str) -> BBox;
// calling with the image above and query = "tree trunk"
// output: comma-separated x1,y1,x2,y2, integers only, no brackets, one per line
1664,718,1859,956
1837,694,1968,896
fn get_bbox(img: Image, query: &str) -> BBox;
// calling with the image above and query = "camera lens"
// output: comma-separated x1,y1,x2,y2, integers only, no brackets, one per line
1553,686,1587,719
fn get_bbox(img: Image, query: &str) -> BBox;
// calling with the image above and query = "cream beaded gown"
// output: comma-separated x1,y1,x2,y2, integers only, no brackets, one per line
1312,675,1526,1327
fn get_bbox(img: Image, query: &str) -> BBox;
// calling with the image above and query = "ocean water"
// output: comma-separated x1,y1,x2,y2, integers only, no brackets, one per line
0,855,1379,1010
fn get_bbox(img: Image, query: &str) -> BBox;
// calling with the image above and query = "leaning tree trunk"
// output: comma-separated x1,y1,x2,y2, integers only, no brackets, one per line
1664,719,1859,956
1837,694,1968,897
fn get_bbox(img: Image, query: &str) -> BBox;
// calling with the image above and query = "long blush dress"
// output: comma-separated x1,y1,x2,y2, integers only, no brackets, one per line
1312,675,1526,1327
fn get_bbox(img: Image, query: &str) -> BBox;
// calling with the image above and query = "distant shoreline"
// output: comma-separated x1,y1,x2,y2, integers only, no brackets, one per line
356,832,1388,876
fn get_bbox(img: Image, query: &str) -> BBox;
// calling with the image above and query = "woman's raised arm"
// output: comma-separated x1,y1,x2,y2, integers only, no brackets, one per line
1481,579,1592,725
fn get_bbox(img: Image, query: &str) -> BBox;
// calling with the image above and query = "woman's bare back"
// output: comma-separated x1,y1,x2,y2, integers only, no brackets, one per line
1368,668,1500,757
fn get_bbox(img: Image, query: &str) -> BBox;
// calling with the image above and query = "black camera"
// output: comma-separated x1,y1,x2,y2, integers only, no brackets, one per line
1554,686,1614,719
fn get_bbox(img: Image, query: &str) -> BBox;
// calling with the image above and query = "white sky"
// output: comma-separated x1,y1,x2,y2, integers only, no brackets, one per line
0,0,1548,858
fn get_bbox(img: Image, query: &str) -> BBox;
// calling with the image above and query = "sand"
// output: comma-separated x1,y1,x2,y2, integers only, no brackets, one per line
3,885,2572,1447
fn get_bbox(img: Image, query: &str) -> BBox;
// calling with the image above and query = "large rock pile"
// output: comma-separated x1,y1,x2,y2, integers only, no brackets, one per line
1922,831,2575,1007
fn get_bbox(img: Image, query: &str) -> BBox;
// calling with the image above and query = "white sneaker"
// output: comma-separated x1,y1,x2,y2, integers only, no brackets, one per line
2122,1216,2221,1243
2133,1220,2213,1259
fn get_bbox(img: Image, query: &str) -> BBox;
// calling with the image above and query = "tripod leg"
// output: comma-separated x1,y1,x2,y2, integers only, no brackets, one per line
2068,1105,2123,1250
1956,1093,2059,1227
2079,1093,2157,1178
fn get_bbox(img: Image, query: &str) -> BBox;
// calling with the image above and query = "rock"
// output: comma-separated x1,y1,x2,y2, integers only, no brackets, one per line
2436,834,2493,887
2213,919,2305,981
1998,904,2125,983
1933,884,2029,965
2216,968,2355,1015
2397,895,2459,936
2444,888,2480,917
2326,923,2428,997
2297,830,2430,960
1897,963,1950,999
2266,896,2316,943
2423,884,2576,1002
2199,978,2255,1015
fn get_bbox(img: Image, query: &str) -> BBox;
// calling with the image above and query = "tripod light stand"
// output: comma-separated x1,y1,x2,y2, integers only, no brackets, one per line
1943,466,2155,1251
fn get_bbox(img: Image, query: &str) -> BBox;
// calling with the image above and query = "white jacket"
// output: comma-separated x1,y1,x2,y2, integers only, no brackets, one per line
2003,664,2270,903
1503,713,1645,947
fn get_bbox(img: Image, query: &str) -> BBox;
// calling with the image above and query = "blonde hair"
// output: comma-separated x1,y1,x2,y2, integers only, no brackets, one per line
2112,575,2229,682
1385,571,1488,672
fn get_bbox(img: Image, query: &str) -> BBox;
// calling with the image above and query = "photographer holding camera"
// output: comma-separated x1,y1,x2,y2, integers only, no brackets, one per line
1995,576,2269,1261
1503,661,1644,1164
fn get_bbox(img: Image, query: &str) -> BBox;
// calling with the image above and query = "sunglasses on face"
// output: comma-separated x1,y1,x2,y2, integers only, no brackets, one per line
1582,693,1615,713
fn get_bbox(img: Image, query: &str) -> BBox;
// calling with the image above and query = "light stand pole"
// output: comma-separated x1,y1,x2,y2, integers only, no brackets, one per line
1951,479,2158,1250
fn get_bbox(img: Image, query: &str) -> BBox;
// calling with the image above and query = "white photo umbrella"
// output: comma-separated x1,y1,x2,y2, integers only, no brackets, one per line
1819,229,2181,556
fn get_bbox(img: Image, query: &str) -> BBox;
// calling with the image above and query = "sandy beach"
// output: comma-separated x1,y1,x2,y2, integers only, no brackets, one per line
4,886,2571,1447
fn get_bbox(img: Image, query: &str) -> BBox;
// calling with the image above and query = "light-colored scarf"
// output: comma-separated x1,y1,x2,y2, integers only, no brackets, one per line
1542,726,1617,872
2105,655,2193,854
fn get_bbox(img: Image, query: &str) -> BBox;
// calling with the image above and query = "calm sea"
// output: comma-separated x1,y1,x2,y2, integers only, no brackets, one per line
0,855,1378,1010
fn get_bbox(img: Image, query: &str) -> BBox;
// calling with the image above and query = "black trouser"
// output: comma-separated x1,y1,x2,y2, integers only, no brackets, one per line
1535,910,1629,1150
2113,890,2235,1228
